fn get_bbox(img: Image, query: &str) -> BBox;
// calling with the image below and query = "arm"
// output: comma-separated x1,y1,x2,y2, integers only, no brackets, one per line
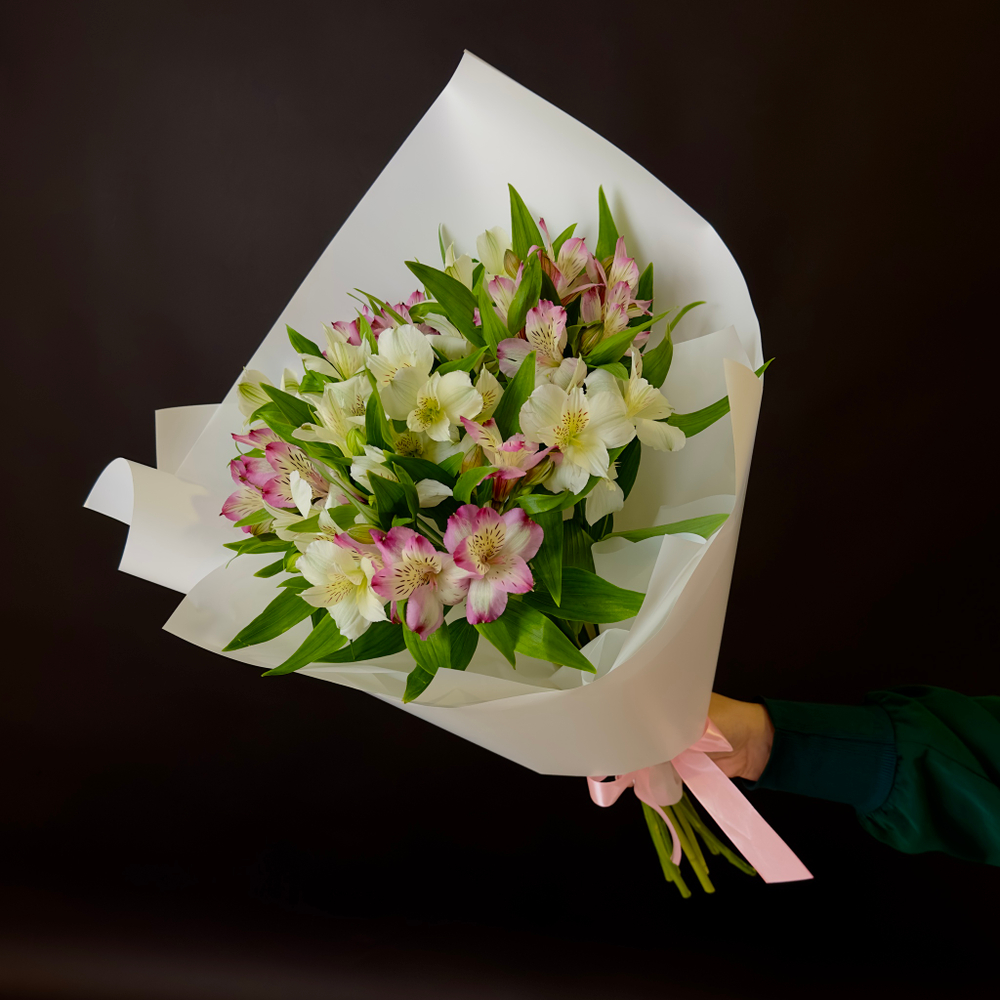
707,687,1000,866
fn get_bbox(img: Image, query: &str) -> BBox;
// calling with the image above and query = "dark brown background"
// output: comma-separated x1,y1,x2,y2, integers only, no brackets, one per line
2,1,998,997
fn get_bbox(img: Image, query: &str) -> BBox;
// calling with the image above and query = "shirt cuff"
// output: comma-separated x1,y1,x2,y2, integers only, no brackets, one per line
739,698,898,814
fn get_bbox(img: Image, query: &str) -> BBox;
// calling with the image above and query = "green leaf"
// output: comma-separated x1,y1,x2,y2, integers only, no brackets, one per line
454,465,496,504
405,261,484,347
387,454,456,488
616,438,642,501
637,262,654,303
233,508,272,528
507,253,542,334
439,452,464,479
286,324,323,357
365,387,393,450
668,300,706,334
253,557,287,578
223,533,291,555
393,464,420,521
665,358,771,437
508,184,544,261
261,384,314,428
263,613,347,675
585,311,670,367
368,473,407,527
539,269,561,308
317,620,405,662
551,223,577,257
436,346,485,375
438,223,447,265
517,491,569,516
472,262,484,292
276,576,311,591
356,313,378,353
529,507,564,606
642,327,673,388
298,369,330,395
476,283,507,357
606,513,730,543
563,519,596,573
223,588,315,651
449,617,479,671
493,350,536,438
523,567,644,623
595,186,620,261
401,619,452,703
595,361,629,380
476,601,595,673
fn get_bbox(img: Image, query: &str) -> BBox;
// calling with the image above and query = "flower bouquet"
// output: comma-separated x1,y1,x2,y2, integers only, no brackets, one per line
85,52,811,894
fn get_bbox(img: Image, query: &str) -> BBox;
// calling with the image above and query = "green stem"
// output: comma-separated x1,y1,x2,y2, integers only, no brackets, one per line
664,804,715,894
641,802,690,898
676,793,757,877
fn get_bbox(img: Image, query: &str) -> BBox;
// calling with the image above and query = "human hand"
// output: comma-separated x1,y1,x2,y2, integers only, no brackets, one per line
706,693,775,781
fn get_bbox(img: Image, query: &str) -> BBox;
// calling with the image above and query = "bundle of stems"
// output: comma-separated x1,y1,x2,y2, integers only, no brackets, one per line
641,792,757,897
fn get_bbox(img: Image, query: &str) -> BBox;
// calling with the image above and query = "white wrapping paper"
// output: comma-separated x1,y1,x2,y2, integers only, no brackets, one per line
85,52,763,778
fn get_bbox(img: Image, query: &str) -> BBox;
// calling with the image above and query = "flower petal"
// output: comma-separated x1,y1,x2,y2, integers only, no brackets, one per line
636,418,686,452
500,507,543,561
465,577,508,624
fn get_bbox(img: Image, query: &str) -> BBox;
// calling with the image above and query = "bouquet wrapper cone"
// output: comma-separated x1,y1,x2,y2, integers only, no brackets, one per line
85,52,811,882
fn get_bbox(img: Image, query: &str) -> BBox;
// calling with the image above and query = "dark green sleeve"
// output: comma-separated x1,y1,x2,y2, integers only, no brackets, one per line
740,685,1000,865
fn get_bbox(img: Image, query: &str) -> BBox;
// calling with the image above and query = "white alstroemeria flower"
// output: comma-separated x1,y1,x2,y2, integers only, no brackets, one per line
261,500,314,541
280,368,301,395
519,384,635,494
407,371,483,442
304,322,372,381
390,427,462,464
476,226,512,277
444,242,475,289
294,506,356,552
474,367,503,419
549,357,587,391
350,445,398,493
293,375,371,454
299,538,386,641
586,354,686,452
236,369,273,419
585,464,624,524
423,313,475,361
415,479,453,507
367,324,434,420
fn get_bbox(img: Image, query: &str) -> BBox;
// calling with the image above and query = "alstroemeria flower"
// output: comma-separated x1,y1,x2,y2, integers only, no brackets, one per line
585,464,624,524
349,445,398,493
221,455,274,532
305,322,371,381
519,384,636,494
293,375,371,455
366,289,426,338
236,370,273,419
538,219,594,303
293,506,354,552
444,243,474,289
586,354,685,452
497,300,569,384
261,441,329,509
370,527,469,639
475,226,512,277
367,324,434,420
232,427,282,450
443,505,543,624
487,265,522,326
460,417,551,481
299,536,386,641
474,367,503,419
406,370,483,442
422,313,475,361
390,428,461,465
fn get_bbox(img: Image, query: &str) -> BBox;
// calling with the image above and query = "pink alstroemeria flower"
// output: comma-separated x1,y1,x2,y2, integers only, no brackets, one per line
460,417,551,501
232,427,282,450
537,219,595,303
444,505,543,625
261,441,329,509
370,527,469,639
327,319,362,346
581,237,652,347
487,264,523,326
367,289,426,337
221,455,273,532
497,299,568,382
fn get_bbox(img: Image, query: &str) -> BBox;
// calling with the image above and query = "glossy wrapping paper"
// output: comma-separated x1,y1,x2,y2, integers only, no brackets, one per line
86,54,777,799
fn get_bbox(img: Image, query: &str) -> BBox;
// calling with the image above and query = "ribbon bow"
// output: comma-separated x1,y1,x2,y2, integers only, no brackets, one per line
587,719,812,883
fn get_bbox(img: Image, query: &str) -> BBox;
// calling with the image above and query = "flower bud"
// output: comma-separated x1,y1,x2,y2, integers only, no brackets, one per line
347,524,376,544
523,457,554,487
284,550,300,573
504,249,520,278
345,428,367,456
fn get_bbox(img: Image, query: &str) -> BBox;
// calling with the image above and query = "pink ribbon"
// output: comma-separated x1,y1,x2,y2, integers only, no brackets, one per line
588,719,813,883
